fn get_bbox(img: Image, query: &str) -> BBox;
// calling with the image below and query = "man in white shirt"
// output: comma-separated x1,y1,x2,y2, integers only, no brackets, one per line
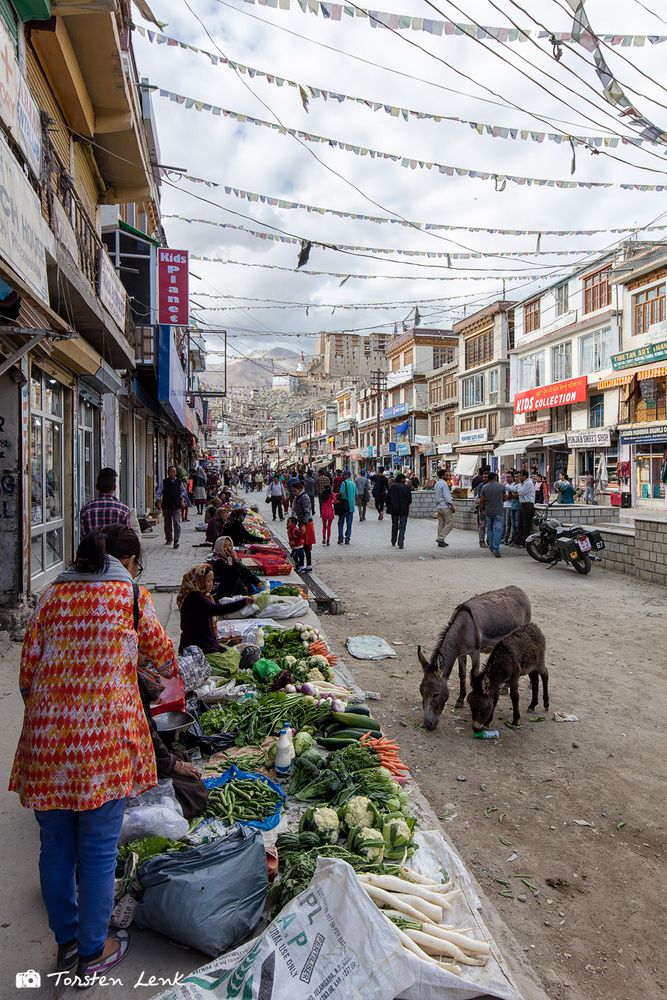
434,469,455,548
516,470,536,547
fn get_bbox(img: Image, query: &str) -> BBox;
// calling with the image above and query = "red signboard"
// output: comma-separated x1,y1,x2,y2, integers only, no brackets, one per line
514,375,588,415
157,248,189,326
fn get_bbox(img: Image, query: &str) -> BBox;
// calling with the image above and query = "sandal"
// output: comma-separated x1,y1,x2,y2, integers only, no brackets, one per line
75,930,131,989
56,941,78,973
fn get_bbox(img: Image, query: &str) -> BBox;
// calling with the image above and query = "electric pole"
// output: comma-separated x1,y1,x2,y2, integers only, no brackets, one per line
305,407,314,467
370,369,387,469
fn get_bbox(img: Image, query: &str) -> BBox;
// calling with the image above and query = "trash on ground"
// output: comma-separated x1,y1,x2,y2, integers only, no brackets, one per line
553,711,580,722
346,635,397,659
573,820,594,828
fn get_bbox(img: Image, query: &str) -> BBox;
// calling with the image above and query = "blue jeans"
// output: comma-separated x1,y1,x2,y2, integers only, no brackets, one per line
391,514,408,546
486,514,504,553
34,797,126,960
338,511,354,542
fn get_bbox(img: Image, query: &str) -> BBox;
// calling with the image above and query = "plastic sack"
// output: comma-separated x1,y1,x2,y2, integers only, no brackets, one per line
252,657,281,684
266,597,310,620
203,764,286,831
149,857,414,1000
177,645,211,692
125,778,183,816
135,826,268,957
119,804,189,844
346,635,397,660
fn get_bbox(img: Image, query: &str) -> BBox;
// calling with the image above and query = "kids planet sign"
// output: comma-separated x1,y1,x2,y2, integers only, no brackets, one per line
157,248,189,326
514,375,588,415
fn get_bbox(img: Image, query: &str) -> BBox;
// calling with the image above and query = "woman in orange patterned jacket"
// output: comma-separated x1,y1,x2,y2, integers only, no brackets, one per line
9,527,176,983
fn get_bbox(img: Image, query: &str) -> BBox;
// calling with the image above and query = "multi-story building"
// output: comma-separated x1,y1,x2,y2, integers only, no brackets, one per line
312,331,392,380
453,304,514,478
333,386,357,466
610,243,667,505
355,385,383,469
426,350,460,479
508,253,623,491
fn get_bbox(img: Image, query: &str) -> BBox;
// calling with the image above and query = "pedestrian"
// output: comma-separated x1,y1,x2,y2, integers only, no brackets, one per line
554,472,577,504
9,526,177,980
479,472,505,558
230,470,239,489
286,468,301,509
156,465,188,549
292,482,317,570
304,469,316,514
434,468,455,548
410,473,420,490
336,471,357,545
332,468,344,493
372,466,389,521
583,470,596,504
502,471,515,545
243,471,251,494
180,487,190,522
534,474,548,505
320,486,335,546
80,468,131,537
475,471,490,548
191,462,207,515
287,516,306,569
315,468,331,514
471,467,485,492
266,473,287,520
516,469,536,547
387,472,412,549
354,468,370,522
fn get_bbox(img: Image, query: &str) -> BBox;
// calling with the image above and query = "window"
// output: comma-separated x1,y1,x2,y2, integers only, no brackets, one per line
580,327,613,374
402,348,414,366
443,376,457,400
524,298,541,334
30,367,66,583
633,376,666,423
429,379,443,405
391,355,401,371
525,411,538,424
431,414,441,438
465,329,493,369
444,412,456,434
506,310,515,351
555,282,569,317
633,284,666,337
473,415,486,430
433,345,455,368
334,335,344,357
583,267,611,314
518,351,545,391
551,405,572,432
78,398,100,512
460,417,473,432
461,373,485,408
488,369,499,398
589,394,605,428
551,342,572,382
487,412,498,438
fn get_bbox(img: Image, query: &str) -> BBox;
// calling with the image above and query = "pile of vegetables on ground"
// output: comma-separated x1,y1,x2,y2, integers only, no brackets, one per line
205,777,282,824
200,691,333,745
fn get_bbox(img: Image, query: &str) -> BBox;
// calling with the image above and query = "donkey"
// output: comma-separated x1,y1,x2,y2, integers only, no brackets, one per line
467,622,549,731
418,586,531,731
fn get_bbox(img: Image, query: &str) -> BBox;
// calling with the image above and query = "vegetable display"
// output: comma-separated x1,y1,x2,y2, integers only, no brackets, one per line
205,778,282,824
200,692,331,745
347,826,386,862
360,733,410,778
299,804,340,844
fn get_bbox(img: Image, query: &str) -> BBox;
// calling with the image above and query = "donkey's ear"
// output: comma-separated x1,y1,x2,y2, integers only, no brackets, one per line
417,646,430,671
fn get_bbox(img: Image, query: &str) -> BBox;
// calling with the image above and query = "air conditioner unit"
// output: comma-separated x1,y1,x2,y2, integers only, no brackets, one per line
488,391,498,405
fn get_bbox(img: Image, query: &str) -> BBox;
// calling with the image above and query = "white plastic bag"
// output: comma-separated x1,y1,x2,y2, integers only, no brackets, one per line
346,635,397,659
125,778,184,816
119,804,189,843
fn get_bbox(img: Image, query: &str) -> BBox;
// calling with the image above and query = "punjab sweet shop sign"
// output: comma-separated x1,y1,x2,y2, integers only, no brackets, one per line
514,376,588,415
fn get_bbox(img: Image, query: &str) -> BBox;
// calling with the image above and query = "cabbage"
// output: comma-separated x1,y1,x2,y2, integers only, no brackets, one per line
293,731,314,756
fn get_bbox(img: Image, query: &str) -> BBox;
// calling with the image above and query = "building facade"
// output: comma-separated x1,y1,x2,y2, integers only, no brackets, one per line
312,331,392,380
426,351,460,478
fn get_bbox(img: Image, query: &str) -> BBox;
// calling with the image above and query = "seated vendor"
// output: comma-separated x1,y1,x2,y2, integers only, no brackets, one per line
208,535,261,598
224,508,267,547
206,508,227,546
177,564,255,654
204,497,221,524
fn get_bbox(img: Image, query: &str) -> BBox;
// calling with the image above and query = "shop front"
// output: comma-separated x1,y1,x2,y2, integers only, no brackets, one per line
566,428,616,491
456,428,495,473
619,423,667,503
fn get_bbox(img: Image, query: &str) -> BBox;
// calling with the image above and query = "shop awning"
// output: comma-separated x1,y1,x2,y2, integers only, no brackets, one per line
454,454,481,476
638,365,667,380
494,441,526,457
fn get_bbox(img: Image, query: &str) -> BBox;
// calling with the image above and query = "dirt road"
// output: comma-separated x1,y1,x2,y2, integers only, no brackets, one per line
301,515,666,1000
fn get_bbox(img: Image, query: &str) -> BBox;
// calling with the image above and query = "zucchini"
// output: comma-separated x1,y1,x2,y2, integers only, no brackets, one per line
328,727,379,740
316,736,360,749
331,712,381,731
345,704,371,716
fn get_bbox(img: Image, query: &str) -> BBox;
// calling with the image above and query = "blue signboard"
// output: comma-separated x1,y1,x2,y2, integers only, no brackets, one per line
383,402,409,419
158,325,188,428
398,443,411,456
388,442,397,453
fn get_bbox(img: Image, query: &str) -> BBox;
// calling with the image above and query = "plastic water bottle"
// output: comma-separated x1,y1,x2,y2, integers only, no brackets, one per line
275,727,293,781
474,730,500,740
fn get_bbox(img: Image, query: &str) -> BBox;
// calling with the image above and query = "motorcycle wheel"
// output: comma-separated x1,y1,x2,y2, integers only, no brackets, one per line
570,552,592,575
526,539,555,564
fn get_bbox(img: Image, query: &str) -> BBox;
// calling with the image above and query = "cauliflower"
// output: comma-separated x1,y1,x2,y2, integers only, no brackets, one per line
307,667,325,683
300,805,340,844
348,826,385,862
382,813,417,860
307,655,333,681
283,655,297,667
339,795,378,831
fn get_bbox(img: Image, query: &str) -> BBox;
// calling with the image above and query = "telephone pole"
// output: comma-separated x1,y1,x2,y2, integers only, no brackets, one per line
370,369,387,469
305,407,314,466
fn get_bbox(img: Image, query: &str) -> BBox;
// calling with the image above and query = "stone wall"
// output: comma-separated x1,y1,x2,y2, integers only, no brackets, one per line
634,517,667,588
596,525,636,577
410,493,621,528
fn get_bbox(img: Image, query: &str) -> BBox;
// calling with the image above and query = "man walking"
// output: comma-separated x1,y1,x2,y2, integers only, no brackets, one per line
266,474,287,520
315,468,331,514
516,469,536,547
372,467,389,521
434,468,455,548
80,468,131,537
387,473,412,549
355,468,370,522
156,465,188,548
336,471,357,545
304,469,316,514
479,472,505,558
476,471,489,548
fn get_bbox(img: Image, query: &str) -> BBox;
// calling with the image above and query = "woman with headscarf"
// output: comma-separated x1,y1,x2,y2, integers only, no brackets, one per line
177,564,255,654
208,535,261,598
224,508,267,547
9,527,176,981
206,507,227,546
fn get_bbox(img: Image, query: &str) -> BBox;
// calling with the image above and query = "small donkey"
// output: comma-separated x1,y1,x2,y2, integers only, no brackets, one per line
467,622,549,731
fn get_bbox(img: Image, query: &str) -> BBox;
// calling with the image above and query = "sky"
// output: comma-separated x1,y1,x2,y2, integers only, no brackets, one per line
132,0,667,367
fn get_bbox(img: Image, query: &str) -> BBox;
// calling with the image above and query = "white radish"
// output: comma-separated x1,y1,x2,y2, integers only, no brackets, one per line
417,923,490,957
403,929,486,967
392,925,441,967
358,883,427,923
438,961,462,976
358,873,451,910
401,867,451,888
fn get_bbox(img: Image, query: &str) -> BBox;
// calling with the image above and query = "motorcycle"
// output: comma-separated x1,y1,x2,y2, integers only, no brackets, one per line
525,501,606,575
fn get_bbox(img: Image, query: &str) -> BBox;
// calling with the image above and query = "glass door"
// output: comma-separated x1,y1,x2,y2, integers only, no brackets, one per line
30,367,66,584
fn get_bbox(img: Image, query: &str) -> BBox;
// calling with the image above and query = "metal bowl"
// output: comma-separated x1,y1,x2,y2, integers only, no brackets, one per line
153,711,195,736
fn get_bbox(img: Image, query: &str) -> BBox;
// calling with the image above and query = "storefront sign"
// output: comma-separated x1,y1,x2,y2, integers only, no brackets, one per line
97,249,128,331
438,442,454,454
422,442,437,455
51,196,79,263
0,22,42,177
383,402,408,419
0,135,48,301
157,325,187,427
511,420,550,437
619,423,667,444
0,23,18,137
460,428,488,445
567,429,611,448
337,420,351,432
514,376,588,415
611,339,667,371
366,445,376,457
414,434,431,444
543,432,567,446
388,442,397,453
157,248,189,326
397,443,411,456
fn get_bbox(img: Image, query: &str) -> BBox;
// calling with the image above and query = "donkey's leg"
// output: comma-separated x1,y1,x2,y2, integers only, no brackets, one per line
455,657,467,705
527,671,539,713
510,683,521,727
542,669,549,711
